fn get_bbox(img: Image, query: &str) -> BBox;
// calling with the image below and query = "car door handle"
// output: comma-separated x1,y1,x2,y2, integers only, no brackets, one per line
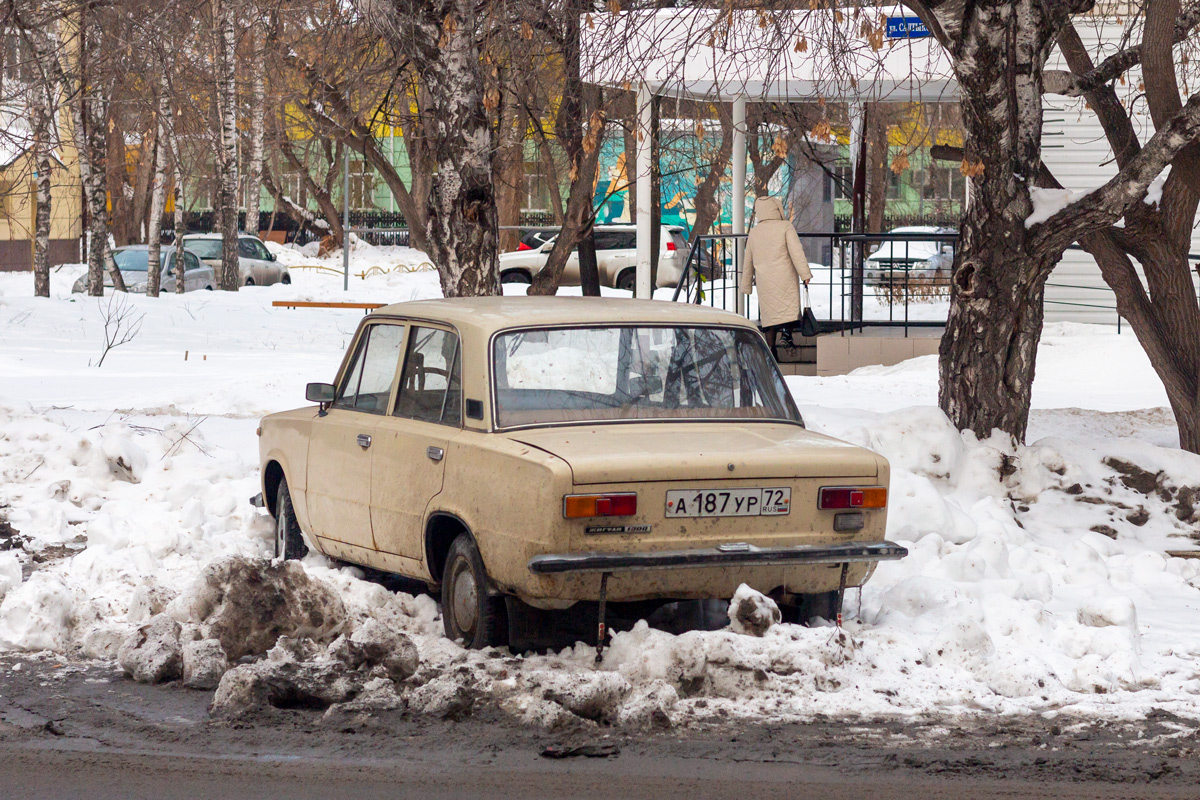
426,446,444,462
356,433,372,448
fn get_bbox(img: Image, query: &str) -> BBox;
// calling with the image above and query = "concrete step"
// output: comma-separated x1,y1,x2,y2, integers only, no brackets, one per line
775,362,818,377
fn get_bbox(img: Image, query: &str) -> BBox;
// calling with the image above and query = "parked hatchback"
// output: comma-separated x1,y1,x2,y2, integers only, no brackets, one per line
71,246,213,293
182,233,291,287
254,297,905,651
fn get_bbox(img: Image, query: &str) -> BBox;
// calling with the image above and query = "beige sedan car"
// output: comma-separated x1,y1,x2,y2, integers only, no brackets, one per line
255,297,905,650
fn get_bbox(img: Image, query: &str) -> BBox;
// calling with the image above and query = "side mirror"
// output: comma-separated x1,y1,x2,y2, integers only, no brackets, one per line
306,382,335,415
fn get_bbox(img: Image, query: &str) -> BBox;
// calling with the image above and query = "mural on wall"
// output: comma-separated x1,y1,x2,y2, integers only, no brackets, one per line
592,132,789,235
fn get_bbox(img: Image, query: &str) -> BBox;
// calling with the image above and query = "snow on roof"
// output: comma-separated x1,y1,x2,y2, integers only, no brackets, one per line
582,5,956,103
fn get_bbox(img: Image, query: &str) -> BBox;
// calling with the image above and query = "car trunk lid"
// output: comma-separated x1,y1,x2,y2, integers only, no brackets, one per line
507,422,879,484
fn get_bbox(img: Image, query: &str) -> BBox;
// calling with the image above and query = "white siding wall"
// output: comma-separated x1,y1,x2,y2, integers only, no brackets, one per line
1040,20,1200,325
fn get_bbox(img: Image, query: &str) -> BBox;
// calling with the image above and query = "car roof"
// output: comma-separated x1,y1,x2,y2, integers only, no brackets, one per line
371,296,757,336
181,233,257,240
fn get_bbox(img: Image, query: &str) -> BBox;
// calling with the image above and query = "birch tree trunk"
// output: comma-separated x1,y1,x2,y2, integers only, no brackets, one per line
244,26,265,238
908,1,1060,443
29,47,52,298
170,117,186,295
213,0,240,291
362,0,498,297
146,81,170,298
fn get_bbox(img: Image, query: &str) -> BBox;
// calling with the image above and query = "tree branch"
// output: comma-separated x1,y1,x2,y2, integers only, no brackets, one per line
1045,1,1200,96
1031,92,1200,252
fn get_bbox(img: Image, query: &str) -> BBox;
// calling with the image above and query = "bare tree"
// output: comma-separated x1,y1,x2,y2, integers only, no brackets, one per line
897,1,1200,448
358,0,499,297
213,0,239,290
146,73,170,297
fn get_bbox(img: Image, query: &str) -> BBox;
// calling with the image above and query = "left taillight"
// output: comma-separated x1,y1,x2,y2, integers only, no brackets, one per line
563,493,638,518
818,486,887,510
666,240,677,251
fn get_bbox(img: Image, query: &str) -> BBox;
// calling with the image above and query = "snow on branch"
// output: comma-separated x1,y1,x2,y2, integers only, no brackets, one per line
1028,91,1200,250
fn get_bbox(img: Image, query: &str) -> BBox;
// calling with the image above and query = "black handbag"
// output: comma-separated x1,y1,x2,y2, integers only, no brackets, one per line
799,285,819,337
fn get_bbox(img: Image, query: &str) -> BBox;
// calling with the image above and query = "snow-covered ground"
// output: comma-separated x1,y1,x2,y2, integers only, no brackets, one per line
2,241,1200,727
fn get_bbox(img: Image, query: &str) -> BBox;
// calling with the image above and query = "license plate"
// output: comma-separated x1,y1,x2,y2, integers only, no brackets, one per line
665,488,791,518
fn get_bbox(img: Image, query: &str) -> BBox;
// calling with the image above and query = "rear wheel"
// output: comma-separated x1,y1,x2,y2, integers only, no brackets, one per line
245,277,255,287
780,590,841,626
281,273,291,285
441,534,508,648
274,477,308,560
616,269,636,293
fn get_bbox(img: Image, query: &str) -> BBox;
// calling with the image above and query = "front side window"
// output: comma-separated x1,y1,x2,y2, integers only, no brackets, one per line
492,326,801,428
334,324,405,414
395,327,461,426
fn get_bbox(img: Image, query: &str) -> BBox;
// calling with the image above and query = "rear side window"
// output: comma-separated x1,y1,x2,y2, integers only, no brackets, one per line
334,324,405,414
394,327,461,426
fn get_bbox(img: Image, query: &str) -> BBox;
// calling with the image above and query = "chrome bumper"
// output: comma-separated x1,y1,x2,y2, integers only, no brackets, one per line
527,541,908,575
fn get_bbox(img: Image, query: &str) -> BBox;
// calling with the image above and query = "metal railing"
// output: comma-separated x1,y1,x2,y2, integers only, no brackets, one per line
673,231,956,336
674,232,1200,337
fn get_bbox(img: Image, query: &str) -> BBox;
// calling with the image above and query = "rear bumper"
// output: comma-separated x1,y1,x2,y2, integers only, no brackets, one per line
528,540,907,575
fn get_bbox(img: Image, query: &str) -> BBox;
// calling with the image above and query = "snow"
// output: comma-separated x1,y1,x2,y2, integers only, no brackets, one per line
4,242,1200,726
1026,187,1092,228
1144,165,1172,207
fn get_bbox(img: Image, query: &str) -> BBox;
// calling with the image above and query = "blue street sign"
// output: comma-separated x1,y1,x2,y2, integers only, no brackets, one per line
886,16,930,38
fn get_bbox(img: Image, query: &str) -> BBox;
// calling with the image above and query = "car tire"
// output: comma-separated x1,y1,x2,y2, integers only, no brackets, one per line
281,273,291,285
204,285,213,291
500,270,531,285
616,269,636,293
441,534,508,649
780,590,841,626
274,477,309,561
245,277,255,287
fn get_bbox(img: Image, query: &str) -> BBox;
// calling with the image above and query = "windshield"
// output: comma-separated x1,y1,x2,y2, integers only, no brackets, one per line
184,239,223,259
492,326,802,428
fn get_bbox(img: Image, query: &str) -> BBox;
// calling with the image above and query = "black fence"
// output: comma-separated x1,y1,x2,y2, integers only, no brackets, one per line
673,232,1200,336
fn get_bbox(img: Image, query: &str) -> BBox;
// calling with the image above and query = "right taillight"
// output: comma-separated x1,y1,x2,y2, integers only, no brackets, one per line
818,486,887,510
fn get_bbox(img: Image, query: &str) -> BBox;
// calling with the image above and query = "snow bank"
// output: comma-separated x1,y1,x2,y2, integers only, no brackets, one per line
4,263,1200,727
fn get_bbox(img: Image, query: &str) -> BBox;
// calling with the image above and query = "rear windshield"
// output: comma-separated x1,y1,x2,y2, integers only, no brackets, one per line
113,250,150,271
492,326,801,428
184,239,223,259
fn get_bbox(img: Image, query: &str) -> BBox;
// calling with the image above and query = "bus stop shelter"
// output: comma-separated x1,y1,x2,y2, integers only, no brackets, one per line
581,5,957,302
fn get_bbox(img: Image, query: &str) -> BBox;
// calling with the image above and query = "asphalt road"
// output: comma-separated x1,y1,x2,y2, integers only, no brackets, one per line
2,655,1197,800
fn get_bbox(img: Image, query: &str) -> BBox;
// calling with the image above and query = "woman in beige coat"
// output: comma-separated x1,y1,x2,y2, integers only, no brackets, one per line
739,196,812,352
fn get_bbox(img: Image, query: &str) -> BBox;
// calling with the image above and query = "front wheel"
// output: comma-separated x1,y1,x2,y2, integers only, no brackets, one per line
274,477,308,560
441,534,508,648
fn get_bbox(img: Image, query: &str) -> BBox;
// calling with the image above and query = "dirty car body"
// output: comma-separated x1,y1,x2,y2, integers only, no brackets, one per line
256,297,905,648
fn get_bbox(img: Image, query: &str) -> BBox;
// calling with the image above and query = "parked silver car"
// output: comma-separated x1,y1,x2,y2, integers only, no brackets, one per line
182,233,291,287
71,246,214,293
864,226,956,286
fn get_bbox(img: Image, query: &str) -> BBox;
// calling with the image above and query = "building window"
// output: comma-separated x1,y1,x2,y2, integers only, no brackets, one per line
524,161,551,212
349,161,375,211
922,163,966,203
825,161,852,201
1,34,34,85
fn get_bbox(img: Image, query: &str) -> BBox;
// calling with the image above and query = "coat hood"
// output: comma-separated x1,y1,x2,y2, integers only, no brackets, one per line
754,196,785,222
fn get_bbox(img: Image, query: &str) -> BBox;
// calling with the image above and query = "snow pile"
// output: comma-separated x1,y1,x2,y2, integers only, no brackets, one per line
5,264,1200,727
728,584,781,636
